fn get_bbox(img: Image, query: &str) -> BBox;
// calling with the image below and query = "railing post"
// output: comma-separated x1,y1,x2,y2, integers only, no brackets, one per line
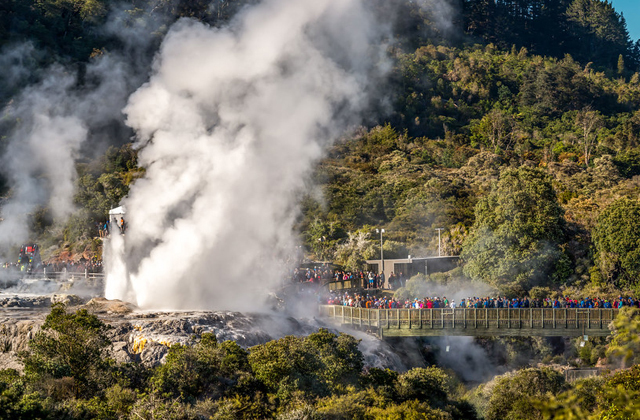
600,309,602,329
441,309,444,329
464,308,467,329
519,308,521,329
542,309,545,329
565,308,568,328
553,308,556,329
508,308,510,328
431,309,434,329
497,308,500,329
452,309,455,329
485,308,488,328
475,308,477,329
530,308,533,328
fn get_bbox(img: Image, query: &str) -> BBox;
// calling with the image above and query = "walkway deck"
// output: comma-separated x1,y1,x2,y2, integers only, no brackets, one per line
319,305,618,337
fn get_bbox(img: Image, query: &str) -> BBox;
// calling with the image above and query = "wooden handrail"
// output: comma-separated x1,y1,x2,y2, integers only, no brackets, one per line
318,305,619,337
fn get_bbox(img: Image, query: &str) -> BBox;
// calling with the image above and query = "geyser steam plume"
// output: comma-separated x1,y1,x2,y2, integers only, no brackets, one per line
106,0,390,310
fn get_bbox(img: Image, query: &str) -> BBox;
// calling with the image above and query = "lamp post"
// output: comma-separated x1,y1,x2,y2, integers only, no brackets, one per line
435,228,444,257
376,228,385,288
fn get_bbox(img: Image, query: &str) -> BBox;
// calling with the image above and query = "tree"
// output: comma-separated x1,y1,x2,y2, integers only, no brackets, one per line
20,303,112,398
396,367,455,407
575,107,603,166
462,167,567,293
565,0,633,69
606,307,640,368
484,367,567,420
151,333,253,402
247,329,363,400
591,198,640,287
471,109,515,152
536,369,640,419
333,229,376,271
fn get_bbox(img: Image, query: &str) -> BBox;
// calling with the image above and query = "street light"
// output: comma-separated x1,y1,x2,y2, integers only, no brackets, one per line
376,228,385,288
435,228,444,257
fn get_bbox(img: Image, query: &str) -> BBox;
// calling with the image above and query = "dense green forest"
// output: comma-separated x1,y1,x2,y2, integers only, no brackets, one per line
3,0,640,296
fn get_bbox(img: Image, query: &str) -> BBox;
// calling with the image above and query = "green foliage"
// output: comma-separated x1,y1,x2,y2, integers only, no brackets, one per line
592,198,640,287
396,367,455,407
462,167,566,293
20,303,112,399
606,307,640,367
483,367,567,420
360,367,399,400
575,336,606,367
534,368,640,419
462,0,636,71
333,230,376,271
248,329,363,401
565,0,633,69
151,333,253,402
313,385,468,420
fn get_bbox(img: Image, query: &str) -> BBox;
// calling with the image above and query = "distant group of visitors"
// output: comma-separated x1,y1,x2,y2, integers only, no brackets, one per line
1,258,103,274
327,293,640,309
293,268,407,290
98,217,127,238
292,267,334,283
42,258,103,274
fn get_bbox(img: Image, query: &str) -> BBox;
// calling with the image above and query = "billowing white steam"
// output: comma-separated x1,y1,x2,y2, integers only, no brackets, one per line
106,0,389,310
0,9,168,260
0,56,133,254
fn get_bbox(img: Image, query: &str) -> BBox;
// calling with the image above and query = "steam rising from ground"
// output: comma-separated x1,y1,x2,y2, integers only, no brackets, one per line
0,55,133,256
106,0,390,310
0,7,164,261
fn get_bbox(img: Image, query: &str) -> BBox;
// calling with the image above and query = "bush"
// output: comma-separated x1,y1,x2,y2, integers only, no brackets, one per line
20,303,112,399
483,367,567,420
151,333,252,402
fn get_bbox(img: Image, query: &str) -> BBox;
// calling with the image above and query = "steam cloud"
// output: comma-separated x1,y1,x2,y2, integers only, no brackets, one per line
0,8,166,262
106,0,390,310
0,54,133,256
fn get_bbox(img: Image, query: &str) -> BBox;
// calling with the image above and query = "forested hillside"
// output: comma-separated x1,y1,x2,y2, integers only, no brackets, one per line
4,1,640,419
2,0,640,296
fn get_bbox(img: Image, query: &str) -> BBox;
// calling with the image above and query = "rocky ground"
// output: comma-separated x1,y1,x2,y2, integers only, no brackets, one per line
0,290,404,373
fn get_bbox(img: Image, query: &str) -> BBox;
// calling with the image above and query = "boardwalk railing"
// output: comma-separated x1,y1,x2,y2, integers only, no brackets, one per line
319,305,618,337
12,271,105,287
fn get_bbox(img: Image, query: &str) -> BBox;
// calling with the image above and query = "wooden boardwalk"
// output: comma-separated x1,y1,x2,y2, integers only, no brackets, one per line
319,305,618,337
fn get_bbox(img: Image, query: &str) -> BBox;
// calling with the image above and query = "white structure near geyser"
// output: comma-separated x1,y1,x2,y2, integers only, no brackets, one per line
104,0,390,311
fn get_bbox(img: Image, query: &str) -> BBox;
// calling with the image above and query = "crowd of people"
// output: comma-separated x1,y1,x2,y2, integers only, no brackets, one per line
326,293,640,309
2,259,103,274
292,267,406,290
42,258,103,274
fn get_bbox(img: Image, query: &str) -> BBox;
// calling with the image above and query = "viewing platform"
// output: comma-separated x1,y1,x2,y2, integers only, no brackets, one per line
319,305,618,338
